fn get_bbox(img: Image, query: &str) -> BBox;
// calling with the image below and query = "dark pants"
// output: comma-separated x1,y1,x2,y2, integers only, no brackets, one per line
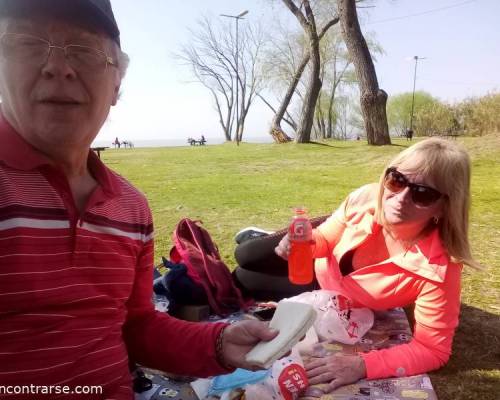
233,216,328,301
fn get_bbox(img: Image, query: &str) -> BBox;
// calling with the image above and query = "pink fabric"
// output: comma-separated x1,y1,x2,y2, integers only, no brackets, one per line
312,184,462,379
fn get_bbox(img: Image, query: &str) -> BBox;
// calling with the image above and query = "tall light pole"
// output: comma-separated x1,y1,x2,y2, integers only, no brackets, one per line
409,55,426,133
221,10,248,144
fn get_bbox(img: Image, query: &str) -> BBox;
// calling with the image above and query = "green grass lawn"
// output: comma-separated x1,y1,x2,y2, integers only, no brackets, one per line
102,136,499,400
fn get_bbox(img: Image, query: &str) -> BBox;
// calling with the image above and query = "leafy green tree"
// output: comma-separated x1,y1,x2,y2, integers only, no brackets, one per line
455,92,500,136
387,91,453,137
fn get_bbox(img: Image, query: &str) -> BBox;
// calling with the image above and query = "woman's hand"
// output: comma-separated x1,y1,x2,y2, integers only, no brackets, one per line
275,234,291,260
305,354,367,391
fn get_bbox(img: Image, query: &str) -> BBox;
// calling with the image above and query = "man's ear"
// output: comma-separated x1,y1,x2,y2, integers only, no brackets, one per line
111,74,121,106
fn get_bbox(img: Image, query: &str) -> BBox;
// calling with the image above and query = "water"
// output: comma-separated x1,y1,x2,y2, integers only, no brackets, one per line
92,136,274,148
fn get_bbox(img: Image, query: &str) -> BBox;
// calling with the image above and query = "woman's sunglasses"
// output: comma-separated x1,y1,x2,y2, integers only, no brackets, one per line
384,167,443,207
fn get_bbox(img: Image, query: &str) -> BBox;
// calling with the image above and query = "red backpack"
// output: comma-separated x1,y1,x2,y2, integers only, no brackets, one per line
170,218,251,316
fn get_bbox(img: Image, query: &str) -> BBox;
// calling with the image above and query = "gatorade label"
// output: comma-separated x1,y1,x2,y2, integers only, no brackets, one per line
289,219,309,241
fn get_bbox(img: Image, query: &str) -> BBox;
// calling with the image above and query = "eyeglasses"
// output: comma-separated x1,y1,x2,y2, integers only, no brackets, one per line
0,33,116,73
384,167,443,207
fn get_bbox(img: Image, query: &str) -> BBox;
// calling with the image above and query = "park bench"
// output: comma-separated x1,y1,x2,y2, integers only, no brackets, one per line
91,146,108,159
187,137,207,146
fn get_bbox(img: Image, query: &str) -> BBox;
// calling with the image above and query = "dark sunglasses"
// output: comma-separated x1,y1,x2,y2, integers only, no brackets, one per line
384,167,443,207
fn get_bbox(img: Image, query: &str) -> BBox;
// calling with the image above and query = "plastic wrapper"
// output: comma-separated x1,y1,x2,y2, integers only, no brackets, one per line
286,290,374,345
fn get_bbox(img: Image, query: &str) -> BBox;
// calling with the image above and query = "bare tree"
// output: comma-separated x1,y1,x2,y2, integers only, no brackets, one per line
332,92,364,140
313,28,354,139
258,21,305,142
338,0,390,145
235,25,266,143
280,0,340,143
178,17,265,142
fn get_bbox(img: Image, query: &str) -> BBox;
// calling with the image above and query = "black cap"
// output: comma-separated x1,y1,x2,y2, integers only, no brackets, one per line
82,0,120,45
0,0,120,46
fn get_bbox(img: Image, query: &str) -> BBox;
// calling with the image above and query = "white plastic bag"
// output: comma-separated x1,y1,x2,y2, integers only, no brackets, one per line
244,349,308,400
286,290,374,345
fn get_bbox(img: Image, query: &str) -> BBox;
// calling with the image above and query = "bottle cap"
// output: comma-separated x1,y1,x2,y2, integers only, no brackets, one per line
293,206,307,215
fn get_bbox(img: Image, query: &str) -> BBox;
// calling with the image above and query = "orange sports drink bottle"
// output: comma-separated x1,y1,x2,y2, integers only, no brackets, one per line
288,207,313,284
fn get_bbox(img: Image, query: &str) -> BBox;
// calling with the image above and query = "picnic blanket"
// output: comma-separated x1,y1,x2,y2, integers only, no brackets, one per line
135,308,437,400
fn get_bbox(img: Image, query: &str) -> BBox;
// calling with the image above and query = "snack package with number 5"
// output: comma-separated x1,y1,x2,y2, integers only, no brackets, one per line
244,348,308,400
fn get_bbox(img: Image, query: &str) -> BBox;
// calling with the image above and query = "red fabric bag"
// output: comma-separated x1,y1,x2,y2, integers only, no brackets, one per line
170,218,251,316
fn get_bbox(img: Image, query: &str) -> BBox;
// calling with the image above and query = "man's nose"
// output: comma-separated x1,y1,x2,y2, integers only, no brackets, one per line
41,45,77,79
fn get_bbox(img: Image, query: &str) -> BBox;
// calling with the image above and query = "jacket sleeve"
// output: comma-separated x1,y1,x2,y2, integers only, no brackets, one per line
360,263,462,379
122,233,230,378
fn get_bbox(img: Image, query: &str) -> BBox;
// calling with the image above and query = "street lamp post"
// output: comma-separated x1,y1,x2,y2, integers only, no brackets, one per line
221,10,248,144
409,55,426,134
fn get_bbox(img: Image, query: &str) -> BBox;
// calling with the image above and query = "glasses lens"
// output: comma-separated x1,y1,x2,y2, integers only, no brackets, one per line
0,34,48,64
384,169,407,192
66,45,107,72
410,186,442,207
385,168,442,207
0,34,111,73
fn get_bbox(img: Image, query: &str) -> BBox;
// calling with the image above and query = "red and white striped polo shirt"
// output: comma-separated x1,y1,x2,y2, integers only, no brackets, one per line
0,113,225,399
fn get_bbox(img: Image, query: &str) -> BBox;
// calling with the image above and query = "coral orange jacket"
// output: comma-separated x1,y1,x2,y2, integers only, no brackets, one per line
312,184,462,379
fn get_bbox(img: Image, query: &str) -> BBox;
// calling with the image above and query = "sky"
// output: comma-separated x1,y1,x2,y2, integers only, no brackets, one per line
97,0,500,145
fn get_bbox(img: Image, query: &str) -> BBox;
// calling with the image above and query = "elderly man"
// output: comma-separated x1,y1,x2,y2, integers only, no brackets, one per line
0,0,276,398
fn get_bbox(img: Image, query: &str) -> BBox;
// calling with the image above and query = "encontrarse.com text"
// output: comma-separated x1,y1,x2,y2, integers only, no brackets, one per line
0,385,103,395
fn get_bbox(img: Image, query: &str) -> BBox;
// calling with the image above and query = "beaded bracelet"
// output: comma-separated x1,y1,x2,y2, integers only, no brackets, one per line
215,325,233,370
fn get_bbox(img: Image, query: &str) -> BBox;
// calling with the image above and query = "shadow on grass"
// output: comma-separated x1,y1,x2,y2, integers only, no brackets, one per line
389,143,409,148
430,303,500,400
308,141,344,148
308,141,411,149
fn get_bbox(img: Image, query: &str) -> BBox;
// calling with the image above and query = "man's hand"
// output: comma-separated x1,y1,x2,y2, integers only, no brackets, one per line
275,233,291,260
221,320,278,370
305,354,366,391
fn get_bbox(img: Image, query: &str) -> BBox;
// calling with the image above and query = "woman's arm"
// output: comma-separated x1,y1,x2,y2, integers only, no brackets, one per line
312,212,346,259
305,263,462,386
361,264,462,379
313,184,378,258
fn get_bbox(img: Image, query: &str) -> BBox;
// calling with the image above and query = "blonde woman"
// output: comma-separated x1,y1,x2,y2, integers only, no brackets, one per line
237,138,480,390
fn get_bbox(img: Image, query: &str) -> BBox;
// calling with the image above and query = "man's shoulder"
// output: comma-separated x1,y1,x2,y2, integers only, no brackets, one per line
110,169,148,203
94,166,153,226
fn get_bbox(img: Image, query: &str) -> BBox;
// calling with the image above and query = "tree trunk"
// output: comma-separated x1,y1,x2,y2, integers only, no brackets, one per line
279,0,339,144
269,52,310,142
295,41,321,143
327,82,337,138
338,0,390,145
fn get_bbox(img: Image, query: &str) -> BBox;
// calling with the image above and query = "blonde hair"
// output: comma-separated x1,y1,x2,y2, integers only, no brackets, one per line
375,138,482,269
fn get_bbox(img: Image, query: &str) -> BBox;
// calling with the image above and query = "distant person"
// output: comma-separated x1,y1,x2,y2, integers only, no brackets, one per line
0,0,276,398
234,138,480,390
406,129,414,141
201,134,206,145
114,136,121,148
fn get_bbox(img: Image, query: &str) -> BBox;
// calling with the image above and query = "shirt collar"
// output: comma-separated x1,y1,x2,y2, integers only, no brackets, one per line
390,228,449,282
352,210,449,283
87,150,123,198
0,111,122,198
